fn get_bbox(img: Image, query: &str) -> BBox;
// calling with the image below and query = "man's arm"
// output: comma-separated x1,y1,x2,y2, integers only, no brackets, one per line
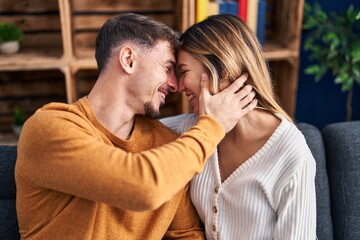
163,184,205,239
17,75,256,212
17,112,224,212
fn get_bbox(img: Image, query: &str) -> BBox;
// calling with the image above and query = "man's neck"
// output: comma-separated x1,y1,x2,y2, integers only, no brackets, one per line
87,76,137,140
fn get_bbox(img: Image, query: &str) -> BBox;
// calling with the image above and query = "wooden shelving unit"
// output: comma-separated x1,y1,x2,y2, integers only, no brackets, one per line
0,0,304,136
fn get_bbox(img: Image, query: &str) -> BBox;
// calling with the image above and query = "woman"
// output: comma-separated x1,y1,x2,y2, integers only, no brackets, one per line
161,14,316,239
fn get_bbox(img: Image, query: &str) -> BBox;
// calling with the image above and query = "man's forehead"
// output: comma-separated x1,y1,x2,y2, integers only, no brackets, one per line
152,41,176,64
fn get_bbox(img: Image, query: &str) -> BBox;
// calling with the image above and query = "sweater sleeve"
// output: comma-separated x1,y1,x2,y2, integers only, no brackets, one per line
16,111,224,212
274,154,317,239
163,184,205,239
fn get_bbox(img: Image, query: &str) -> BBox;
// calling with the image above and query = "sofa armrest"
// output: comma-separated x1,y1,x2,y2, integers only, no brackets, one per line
297,123,333,240
323,121,360,240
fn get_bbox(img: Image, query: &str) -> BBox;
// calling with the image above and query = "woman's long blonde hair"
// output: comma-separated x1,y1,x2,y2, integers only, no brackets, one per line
178,14,292,122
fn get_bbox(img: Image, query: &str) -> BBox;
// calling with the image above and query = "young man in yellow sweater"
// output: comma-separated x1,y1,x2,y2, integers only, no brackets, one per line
15,13,256,239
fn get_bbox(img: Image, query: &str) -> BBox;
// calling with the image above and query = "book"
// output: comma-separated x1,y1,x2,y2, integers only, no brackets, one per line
196,0,209,22
238,0,247,22
256,0,267,45
247,0,258,33
189,0,196,24
219,0,238,16
208,0,220,16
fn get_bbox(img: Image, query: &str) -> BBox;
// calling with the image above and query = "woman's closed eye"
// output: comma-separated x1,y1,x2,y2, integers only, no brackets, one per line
178,69,188,75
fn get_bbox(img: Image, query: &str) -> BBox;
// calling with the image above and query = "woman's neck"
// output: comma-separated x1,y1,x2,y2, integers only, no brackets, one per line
217,109,281,182
224,109,279,143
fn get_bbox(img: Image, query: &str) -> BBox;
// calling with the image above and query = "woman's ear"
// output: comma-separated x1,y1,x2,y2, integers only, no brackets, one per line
118,46,136,74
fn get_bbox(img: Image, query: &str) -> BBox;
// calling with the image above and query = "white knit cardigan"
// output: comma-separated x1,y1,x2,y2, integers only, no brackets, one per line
161,114,317,240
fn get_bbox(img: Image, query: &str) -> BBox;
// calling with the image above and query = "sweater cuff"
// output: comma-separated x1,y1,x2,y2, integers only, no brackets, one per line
197,115,225,140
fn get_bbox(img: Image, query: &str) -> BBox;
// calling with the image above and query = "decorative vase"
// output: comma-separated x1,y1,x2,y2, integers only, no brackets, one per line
0,41,20,54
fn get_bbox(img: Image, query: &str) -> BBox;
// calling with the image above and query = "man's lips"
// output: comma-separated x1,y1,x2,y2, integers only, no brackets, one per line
158,90,168,104
159,91,166,100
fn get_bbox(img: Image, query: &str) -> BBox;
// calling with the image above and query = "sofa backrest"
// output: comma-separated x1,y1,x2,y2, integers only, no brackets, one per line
0,145,20,240
297,123,334,240
1,121,358,240
323,121,360,240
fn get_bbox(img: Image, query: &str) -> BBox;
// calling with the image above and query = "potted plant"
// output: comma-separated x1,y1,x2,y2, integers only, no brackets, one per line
12,106,25,137
302,2,360,121
0,22,24,54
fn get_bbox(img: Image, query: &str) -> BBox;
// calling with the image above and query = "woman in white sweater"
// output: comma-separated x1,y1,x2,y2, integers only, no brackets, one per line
161,14,316,239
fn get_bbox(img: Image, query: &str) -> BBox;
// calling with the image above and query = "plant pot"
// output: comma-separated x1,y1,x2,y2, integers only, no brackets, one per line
0,41,20,54
12,124,23,137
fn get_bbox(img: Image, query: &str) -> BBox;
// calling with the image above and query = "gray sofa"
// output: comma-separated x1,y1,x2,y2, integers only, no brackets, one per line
1,121,359,240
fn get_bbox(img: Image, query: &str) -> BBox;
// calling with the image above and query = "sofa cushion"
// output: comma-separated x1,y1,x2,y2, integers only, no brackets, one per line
0,145,20,240
297,123,333,240
323,121,360,240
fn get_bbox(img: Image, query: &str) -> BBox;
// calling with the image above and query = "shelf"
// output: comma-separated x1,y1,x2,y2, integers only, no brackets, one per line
263,40,299,60
0,0,304,134
0,133,18,146
0,49,65,71
71,48,97,71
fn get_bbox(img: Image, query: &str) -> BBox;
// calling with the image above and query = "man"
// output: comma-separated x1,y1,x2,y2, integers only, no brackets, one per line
15,13,256,239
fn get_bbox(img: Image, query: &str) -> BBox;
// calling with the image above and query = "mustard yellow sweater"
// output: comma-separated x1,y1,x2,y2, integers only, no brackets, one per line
15,97,224,239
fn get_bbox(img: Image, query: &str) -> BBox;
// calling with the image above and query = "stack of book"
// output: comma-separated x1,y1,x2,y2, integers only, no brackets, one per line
196,0,267,45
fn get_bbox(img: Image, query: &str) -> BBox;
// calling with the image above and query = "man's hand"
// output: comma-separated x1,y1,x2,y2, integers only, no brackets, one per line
199,73,257,133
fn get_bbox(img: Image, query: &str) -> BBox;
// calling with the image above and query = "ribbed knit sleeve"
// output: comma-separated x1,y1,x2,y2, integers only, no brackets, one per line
160,114,198,134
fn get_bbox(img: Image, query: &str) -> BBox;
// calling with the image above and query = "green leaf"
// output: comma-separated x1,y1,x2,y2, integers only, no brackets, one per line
346,5,355,19
304,2,311,14
346,5,359,22
352,47,360,63
352,64,360,78
313,3,328,21
335,75,345,84
305,65,321,76
302,2,360,93
326,50,338,60
13,106,25,125
356,11,360,20
303,17,318,30
341,79,353,92
323,32,338,44
0,22,24,42
303,37,314,50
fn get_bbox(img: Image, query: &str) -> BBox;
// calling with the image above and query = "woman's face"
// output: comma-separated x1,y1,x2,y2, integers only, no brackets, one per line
177,50,207,114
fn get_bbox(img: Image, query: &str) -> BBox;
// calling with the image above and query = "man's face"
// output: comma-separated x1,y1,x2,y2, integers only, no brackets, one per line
131,41,178,118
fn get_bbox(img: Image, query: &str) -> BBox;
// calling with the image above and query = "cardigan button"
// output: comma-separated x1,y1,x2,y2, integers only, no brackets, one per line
212,206,218,213
212,225,216,232
214,186,219,193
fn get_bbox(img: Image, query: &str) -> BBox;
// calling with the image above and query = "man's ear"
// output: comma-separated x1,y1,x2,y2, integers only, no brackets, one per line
118,46,136,74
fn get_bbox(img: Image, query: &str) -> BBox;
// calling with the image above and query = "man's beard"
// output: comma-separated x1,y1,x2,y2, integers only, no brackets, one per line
144,101,163,119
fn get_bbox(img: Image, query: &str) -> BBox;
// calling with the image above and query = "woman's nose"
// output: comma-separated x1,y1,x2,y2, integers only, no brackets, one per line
177,77,185,92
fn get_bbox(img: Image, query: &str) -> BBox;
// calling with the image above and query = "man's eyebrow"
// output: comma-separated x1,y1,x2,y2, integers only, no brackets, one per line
164,59,176,65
